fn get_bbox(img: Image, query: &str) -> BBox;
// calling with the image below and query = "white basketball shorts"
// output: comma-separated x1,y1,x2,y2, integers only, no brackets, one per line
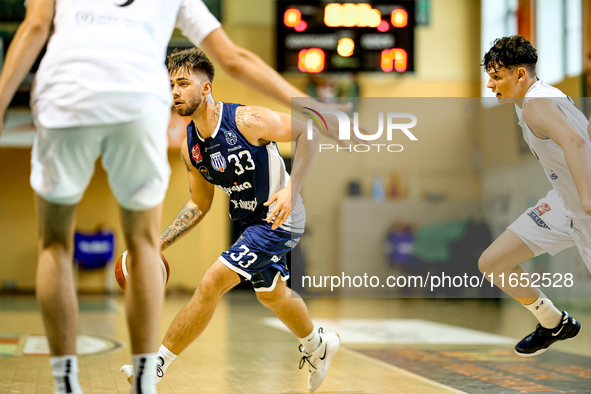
508,189,591,271
30,102,171,210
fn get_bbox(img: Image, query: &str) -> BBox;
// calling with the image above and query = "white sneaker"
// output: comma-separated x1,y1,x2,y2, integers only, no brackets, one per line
120,358,164,386
298,328,340,391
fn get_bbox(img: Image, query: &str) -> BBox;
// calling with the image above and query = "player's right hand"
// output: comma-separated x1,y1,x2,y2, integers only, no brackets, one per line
264,185,292,230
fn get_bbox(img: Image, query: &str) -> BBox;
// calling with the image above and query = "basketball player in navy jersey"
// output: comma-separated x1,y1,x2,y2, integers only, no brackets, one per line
121,48,340,391
479,36,589,357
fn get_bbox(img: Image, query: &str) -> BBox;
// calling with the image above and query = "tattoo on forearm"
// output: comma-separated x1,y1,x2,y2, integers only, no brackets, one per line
236,107,262,128
160,203,203,248
181,150,192,172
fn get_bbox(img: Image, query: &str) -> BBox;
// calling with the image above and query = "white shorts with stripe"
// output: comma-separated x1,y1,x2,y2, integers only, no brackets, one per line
508,189,591,272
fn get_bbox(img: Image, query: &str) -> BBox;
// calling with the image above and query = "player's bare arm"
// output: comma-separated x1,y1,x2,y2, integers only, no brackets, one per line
0,0,54,136
234,105,264,134
235,106,319,229
161,139,215,250
523,99,591,215
199,29,364,146
201,29,313,110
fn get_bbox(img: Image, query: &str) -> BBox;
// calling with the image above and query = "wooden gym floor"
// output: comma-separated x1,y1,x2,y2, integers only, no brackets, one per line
1,293,590,393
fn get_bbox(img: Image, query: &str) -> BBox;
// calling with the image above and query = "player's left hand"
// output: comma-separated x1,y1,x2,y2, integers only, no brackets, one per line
264,185,292,230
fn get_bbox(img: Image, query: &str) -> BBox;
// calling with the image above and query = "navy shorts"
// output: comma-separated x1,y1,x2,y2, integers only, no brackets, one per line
219,222,302,292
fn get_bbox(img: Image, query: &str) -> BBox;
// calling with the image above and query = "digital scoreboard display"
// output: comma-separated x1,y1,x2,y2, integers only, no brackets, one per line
276,1,415,74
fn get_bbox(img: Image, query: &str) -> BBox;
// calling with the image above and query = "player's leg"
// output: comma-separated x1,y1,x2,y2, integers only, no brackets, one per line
478,229,539,301
479,192,580,356
102,102,171,393
35,196,84,394
118,204,166,394
161,260,241,354
119,205,165,349
120,260,241,385
255,277,340,391
35,197,78,356
256,278,313,337
31,123,103,394
229,221,340,391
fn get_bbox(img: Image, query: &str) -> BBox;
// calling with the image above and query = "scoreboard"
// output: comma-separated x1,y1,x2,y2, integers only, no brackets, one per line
276,1,415,74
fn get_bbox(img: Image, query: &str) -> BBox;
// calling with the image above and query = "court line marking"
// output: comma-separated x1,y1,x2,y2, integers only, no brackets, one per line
342,347,468,394
264,317,515,345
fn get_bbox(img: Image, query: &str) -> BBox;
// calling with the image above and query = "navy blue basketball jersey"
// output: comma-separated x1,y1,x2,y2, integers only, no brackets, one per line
186,102,305,233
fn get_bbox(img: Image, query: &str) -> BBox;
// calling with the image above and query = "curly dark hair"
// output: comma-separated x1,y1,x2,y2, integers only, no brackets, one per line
167,48,215,82
481,35,537,75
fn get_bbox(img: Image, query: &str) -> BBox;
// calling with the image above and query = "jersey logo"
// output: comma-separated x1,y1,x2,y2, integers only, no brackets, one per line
211,152,227,172
221,181,252,194
116,0,135,7
192,145,203,162
231,198,257,211
223,130,238,145
205,143,220,152
527,210,550,230
535,203,551,215
199,166,213,181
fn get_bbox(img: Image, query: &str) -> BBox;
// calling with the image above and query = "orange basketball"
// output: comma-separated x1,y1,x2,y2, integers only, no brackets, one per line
114,251,170,290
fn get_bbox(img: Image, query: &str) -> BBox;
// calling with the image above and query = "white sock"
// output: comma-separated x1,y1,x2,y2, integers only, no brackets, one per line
523,297,563,329
299,328,321,354
157,344,177,377
132,354,158,394
50,355,83,394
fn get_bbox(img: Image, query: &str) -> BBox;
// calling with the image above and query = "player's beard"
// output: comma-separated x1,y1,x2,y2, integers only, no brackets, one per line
176,96,201,117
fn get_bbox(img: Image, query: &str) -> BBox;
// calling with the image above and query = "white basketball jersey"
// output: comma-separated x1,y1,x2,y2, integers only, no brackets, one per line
515,80,591,218
32,0,220,128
